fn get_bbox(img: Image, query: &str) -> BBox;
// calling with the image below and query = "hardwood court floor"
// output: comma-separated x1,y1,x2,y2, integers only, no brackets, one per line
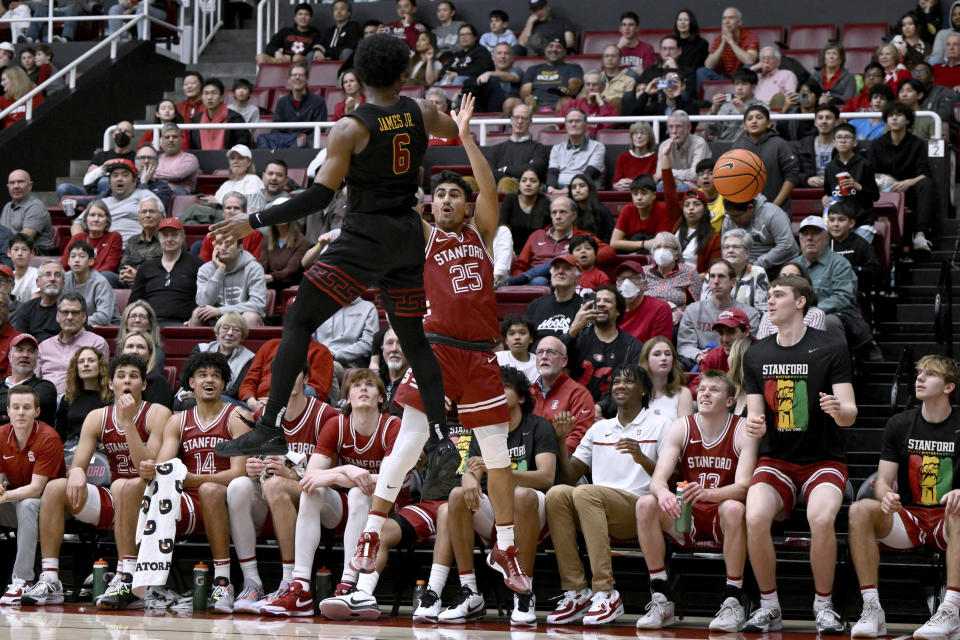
0,606,924,639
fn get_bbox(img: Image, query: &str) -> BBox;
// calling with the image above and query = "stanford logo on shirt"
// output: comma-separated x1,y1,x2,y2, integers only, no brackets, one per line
27,451,34,462
551,400,559,410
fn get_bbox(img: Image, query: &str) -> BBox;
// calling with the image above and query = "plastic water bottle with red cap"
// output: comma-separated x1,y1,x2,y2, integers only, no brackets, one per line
675,481,692,533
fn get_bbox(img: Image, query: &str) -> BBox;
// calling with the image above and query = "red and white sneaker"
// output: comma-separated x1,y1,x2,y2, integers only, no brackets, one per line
486,545,532,594
259,582,314,617
349,532,380,574
333,581,355,597
0,579,27,606
583,589,624,626
545,589,593,625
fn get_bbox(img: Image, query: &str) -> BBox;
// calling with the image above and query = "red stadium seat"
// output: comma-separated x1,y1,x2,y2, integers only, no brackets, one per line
701,80,735,100
495,286,550,320
255,63,289,90
787,24,836,50
308,61,341,88
841,23,888,49
844,48,876,75
875,191,906,242
636,29,672,52
529,123,560,141
750,26,785,50
264,289,276,317
435,85,463,103
484,132,513,144
163,366,178,389
596,129,631,145
400,86,425,99
787,49,822,73
287,168,307,188
580,31,618,55
115,289,131,315
537,130,569,146
323,88,344,106
565,56,602,72
511,57,541,73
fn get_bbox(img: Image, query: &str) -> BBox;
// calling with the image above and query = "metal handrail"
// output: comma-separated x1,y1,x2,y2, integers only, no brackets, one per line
102,110,946,150
934,259,953,357
0,13,147,124
889,345,913,413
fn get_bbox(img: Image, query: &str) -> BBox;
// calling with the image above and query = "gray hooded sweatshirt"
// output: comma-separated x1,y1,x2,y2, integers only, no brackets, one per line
195,250,269,317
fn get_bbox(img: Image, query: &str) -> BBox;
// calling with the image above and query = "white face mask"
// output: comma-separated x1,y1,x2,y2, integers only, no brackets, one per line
652,247,674,267
618,278,641,301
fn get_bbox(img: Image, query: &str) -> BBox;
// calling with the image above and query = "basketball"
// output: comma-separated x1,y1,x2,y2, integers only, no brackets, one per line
712,149,767,203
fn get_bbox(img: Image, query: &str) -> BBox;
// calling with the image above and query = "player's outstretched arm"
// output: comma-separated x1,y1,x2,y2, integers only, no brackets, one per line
454,94,498,247
420,97,459,143
209,118,359,243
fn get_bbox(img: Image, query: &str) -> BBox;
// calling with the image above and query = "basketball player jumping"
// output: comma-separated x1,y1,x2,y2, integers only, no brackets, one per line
210,35,462,490
335,94,530,600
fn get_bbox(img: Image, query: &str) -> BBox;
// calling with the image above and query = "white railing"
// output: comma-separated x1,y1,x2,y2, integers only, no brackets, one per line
256,0,293,61
103,111,945,150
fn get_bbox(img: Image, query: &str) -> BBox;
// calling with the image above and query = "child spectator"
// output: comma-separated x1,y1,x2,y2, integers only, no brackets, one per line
62,241,119,326
706,67,762,143
850,83,894,141
431,0,464,55
495,315,537,383
138,99,190,150
479,9,516,53
569,235,610,294
826,201,882,296
7,234,36,304
228,78,260,125
59,200,122,275
612,122,657,191
610,173,678,254
676,189,721,274
33,44,62,95
822,123,879,237
695,158,725,233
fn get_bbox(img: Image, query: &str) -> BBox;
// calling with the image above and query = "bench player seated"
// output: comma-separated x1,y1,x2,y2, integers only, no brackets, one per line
634,370,760,631
414,365,558,626
226,363,338,613
260,368,403,617
849,355,960,640
125,352,251,613
0,386,66,605
22,355,170,607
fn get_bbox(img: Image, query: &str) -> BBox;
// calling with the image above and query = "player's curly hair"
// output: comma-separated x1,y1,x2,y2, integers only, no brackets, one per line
354,34,411,88
180,351,232,390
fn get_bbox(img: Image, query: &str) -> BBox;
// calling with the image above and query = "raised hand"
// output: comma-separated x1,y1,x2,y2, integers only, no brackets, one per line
452,92,476,141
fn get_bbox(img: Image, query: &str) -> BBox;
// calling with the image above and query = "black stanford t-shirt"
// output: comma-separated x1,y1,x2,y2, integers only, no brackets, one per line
744,328,851,463
881,408,960,508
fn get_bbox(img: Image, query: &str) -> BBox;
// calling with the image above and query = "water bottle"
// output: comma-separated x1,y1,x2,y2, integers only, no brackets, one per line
314,567,331,614
675,481,692,533
92,558,108,600
192,561,209,611
413,579,427,611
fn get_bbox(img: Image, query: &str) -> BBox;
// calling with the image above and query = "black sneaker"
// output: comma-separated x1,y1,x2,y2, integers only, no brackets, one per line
97,573,141,610
214,419,287,457
421,438,462,500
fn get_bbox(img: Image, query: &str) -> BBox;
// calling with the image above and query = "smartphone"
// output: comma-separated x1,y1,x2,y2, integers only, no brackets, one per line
582,291,596,305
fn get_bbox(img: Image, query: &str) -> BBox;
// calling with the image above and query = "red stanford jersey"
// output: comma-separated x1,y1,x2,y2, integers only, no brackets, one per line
0,421,65,488
679,414,742,489
423,224,500,343
101,402,155,479
257,397,339,457
315,413,400,472
179,404,238,481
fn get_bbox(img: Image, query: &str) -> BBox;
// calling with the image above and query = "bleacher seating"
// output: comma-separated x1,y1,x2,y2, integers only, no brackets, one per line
307,61,342,89
786,24,837,49
841,22,889,48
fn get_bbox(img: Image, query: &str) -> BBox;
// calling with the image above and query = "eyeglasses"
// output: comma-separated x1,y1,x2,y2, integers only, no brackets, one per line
535,348,562,357
127,312,149,320
220,325,243,334
135,155,155,161
57,309,83,316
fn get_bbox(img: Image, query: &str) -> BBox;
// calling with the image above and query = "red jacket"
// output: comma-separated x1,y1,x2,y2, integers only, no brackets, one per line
686,344,729,394
61,232,123,273
512,227,615,275
0,323,21,379
239,338,333,402
531,372,595,453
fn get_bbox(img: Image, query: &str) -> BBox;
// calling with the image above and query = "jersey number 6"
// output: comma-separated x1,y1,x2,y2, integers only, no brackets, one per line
392,133,411,175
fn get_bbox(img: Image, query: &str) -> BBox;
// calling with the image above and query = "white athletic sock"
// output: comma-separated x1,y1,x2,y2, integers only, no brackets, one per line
357,571,379,595
495,523,515,551
341,566,358,585
860,586,879,604
40,558,58,581
238,556,261,586
814,592,832,611
362,512,387,535
282,561,294,584
294,492,324,581
213,558,230,581
944,587,960,610
427,564,449,595
649,568,668,583
122,556,136,576
760,589,780,610
292,567,311,589
459,571,478,595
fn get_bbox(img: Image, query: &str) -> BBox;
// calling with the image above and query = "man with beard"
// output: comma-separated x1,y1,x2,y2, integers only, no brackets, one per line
11,260,63,342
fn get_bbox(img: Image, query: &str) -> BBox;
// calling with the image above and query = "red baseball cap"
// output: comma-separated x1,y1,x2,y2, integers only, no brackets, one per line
157,217,183,231
0,265,12,278
713,307,751,331
103,158,137,177
683,189,709,205
615,260,647,277
550,254,578,268
10,333,38,349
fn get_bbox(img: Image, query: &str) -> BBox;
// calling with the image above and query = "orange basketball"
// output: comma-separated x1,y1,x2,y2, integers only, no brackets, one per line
712,149,767,203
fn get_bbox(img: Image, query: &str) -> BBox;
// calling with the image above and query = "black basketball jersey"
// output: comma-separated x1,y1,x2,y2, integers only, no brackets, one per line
345,96,428,214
